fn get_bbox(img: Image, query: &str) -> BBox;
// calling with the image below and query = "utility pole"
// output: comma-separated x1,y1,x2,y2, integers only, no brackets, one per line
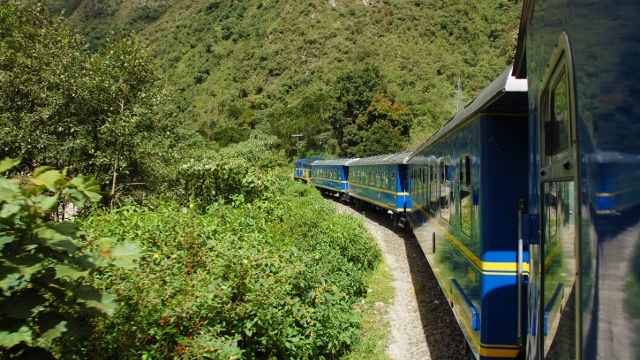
451,77,465,113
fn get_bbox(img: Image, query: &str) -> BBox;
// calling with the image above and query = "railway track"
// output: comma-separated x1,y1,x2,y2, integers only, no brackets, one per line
331,198,467,360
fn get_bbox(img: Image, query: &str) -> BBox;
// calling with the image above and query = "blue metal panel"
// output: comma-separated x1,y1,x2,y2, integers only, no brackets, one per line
451,279,481,331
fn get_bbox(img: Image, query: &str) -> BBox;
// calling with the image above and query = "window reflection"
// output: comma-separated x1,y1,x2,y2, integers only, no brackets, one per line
440,161,450,222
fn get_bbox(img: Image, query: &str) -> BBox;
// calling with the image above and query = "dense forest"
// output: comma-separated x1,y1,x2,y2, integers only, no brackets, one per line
0,0,521,358
47,0,521,155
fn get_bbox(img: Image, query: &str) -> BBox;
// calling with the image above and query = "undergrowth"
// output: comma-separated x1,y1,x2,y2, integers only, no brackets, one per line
56,180,381,359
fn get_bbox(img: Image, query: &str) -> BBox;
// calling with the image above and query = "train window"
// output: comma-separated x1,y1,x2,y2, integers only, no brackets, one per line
376,171,381,187
429,164,437,212
440,160,451,222
422,167,427,206
460,156,471,186
544,73,569,157
460,156,472,237
383,171,388,188
391,171,396,189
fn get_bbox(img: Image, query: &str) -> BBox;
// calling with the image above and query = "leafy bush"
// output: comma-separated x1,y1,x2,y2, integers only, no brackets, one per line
0,158,140,357
176,134,287,208
58,176,380,359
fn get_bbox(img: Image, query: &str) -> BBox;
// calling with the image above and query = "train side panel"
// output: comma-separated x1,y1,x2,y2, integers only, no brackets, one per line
408,114,529,359
310,160,353,196
516,1,640,358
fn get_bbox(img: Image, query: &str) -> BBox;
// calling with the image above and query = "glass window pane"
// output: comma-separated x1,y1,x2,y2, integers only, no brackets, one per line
440,161,450,222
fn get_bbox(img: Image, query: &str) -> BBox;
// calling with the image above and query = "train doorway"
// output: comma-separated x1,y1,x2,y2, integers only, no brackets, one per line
528,32,580,360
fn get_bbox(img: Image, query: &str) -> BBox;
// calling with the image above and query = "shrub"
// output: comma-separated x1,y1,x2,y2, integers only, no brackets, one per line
0,158,140,357
58,175,380,359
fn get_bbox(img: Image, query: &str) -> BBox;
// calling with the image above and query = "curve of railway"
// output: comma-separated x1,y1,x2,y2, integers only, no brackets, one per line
332,199,467,360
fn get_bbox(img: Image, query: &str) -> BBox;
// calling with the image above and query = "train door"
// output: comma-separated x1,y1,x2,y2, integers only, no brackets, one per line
528,33,580,360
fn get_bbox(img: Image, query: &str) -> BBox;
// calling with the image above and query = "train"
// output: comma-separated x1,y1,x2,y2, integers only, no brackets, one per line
294,1,640,359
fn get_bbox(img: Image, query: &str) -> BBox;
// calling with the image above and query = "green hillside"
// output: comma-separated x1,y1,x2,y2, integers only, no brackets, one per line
50,0,521,154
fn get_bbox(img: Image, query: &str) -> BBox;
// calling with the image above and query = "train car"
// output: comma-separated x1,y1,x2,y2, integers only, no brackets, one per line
513,1,640,359
346,152,413,225
406,65,529,359
310,158,357,200
293,157,323,183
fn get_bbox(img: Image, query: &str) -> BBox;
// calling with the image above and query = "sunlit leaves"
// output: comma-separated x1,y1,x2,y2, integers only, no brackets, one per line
0,0,166,205
0,161,140,355
0,158,20,174
61,173,379,358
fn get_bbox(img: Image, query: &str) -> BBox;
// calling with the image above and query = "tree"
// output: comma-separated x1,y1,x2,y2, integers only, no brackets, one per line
0,158,140,357
268,92,332,159
340,93,412,157
329,65,386,155
0,1,167,206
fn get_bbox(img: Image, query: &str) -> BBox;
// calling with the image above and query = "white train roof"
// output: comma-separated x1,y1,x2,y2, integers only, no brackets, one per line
312,158,359,166
347,152,413,166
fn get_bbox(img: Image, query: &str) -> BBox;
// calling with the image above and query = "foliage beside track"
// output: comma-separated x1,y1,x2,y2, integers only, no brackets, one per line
0,159,140,358
56,158,381,358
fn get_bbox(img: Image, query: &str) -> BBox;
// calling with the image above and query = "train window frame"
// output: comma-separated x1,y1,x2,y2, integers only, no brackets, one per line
539,32,577,177
383,171,389,189
459,155,472,237
439,159,451,223
429,163,437,212
391,171,396,190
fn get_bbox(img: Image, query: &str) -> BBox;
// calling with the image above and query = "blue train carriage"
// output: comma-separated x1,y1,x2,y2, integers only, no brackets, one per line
293,157,323,183
310,158,357,200
407,65,529,359
513,0,640,358
346,152,413,225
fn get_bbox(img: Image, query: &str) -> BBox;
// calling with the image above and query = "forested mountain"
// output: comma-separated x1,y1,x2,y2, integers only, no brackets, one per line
47,0,521,155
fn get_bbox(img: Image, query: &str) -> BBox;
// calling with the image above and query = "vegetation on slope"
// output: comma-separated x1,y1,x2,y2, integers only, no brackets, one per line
53,137,381,359
51,0,521,155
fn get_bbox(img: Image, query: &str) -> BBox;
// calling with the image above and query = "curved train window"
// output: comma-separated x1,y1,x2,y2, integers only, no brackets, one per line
460,156,472,237
391,171,396,189
422,167,427,206
429,164,437,211
383,171,388,188
545,74,569,157
440,160,451,222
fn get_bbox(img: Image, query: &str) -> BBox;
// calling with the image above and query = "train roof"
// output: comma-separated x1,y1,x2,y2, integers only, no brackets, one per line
409,64,528,159
312,158,359,166
296,157,323,164
347,152,413,166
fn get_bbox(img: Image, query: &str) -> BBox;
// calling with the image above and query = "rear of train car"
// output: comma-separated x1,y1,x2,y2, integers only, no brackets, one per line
294,157,323,183
346,152,412,224
513,0,640,358
310,159,357,200
406,65,529,359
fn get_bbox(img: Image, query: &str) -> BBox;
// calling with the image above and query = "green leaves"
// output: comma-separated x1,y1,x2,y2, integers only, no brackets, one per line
0,160,140,355
0,157,20,174
110,241,142,269
31,167,64,192
56,171,379,358
0,326,31,348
